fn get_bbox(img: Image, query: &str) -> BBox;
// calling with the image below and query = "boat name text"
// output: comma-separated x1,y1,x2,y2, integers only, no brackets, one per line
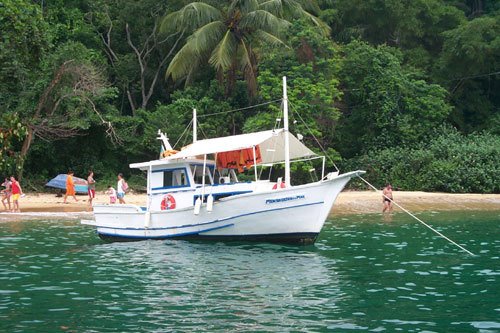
265,195,305,204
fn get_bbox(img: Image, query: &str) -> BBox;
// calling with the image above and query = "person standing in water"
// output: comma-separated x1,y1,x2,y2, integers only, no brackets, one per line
87,170,96,206
10,176,22,212
63,170,78,203
382,184,393,213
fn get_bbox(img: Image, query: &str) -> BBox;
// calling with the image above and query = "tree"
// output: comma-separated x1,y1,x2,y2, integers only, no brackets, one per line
335,41,453,158
90,0,184,114
436,14,500,133
16,42,119,179
0,0,47,112
112,80,239,166
344,126,500,193
444,0,500,18
0,113,27,176
327,0,465,47
325,0,465,71
161,0,327,96
245,20,343,161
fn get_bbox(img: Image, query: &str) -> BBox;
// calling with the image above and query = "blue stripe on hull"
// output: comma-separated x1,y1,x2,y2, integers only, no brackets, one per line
97,223,233,240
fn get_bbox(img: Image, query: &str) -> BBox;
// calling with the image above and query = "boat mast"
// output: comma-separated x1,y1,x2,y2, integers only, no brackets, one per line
193,108,197,143
283,76,290,187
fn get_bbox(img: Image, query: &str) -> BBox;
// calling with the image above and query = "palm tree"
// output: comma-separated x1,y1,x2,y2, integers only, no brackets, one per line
161,0,328,96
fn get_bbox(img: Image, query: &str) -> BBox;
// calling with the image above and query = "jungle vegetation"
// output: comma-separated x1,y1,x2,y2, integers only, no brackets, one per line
1,0,499,193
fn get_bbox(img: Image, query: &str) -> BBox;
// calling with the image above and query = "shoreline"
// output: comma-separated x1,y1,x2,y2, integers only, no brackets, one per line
0,191,498,221
332,190,500,216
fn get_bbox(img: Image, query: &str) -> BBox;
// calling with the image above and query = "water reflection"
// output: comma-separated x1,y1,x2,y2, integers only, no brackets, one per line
85,240,342,331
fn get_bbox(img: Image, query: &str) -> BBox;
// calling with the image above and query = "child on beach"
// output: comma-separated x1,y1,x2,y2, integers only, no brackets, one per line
1,177,11,211
107,186,117,204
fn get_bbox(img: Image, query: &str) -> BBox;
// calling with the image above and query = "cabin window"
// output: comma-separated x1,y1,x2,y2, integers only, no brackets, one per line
164,169,188,187
214,168,239,184
190,165,213,185
151,168,189,190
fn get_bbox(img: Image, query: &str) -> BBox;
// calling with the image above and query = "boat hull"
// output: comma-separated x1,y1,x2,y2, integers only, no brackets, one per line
84,171,364,244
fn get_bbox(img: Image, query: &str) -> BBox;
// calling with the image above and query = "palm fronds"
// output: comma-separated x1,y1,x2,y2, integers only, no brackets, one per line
163,0,329,94
209,30,238,71
167,21,226,80
160,2,222,33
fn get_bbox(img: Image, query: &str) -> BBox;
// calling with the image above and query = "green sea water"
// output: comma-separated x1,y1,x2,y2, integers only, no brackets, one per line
0,210,498,332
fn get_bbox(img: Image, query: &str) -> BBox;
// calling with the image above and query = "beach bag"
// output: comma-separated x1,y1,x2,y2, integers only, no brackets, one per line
122,181,129,192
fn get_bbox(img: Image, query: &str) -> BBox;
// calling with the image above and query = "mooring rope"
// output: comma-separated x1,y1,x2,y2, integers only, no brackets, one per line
357,176,476,256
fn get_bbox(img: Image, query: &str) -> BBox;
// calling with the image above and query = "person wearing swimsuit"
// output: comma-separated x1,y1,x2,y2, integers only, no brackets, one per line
87,171,96,206
382,184,393,213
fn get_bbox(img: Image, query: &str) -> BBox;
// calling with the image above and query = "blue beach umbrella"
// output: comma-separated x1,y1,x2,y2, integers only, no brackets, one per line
46,174,88,194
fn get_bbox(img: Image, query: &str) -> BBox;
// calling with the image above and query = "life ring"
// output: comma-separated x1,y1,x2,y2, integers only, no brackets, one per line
160,194,176,210
272,182,286,190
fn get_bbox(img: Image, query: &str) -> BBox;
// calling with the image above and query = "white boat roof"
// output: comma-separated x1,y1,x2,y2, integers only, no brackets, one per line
130,158,213,170
166,129,317,164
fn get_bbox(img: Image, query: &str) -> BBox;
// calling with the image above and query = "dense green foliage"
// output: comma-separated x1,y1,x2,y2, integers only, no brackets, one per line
1,0,499,193
161,0,325,96
343,127,500,193
0,113,27,175
335,40,453,157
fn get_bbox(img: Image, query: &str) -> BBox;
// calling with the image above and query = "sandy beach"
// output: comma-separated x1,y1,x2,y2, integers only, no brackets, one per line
1,190,498,219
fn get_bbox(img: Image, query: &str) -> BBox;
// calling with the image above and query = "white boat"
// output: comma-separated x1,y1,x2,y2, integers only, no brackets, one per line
82,77,365,244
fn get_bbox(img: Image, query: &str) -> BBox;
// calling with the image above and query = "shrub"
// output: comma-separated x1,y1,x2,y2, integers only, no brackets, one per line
342,127,500,193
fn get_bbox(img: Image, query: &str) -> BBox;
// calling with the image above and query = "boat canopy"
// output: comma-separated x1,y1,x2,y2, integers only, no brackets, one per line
166,129,317,164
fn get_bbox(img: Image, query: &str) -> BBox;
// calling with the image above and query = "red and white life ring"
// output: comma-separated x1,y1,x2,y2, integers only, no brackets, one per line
160,194,176,210
272,182,286,190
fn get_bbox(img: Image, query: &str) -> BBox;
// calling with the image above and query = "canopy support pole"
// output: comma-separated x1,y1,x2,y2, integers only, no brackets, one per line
322,156,326,180
252,145,258,182
193,108,197,143
283,76,291,187
145,164,152,228
201,154,207,203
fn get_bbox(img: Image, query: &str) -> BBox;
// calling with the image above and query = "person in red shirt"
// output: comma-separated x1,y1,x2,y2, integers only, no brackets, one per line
10,176,22,213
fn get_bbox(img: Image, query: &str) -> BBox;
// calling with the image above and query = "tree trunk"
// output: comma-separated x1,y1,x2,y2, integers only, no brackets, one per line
18,126,34,181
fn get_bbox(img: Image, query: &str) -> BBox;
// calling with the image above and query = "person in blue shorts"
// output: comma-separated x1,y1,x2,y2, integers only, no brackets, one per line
117,173,127,204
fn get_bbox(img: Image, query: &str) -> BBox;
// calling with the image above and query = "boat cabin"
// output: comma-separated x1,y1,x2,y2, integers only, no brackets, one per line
130,158,255,211
130,128,322,212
